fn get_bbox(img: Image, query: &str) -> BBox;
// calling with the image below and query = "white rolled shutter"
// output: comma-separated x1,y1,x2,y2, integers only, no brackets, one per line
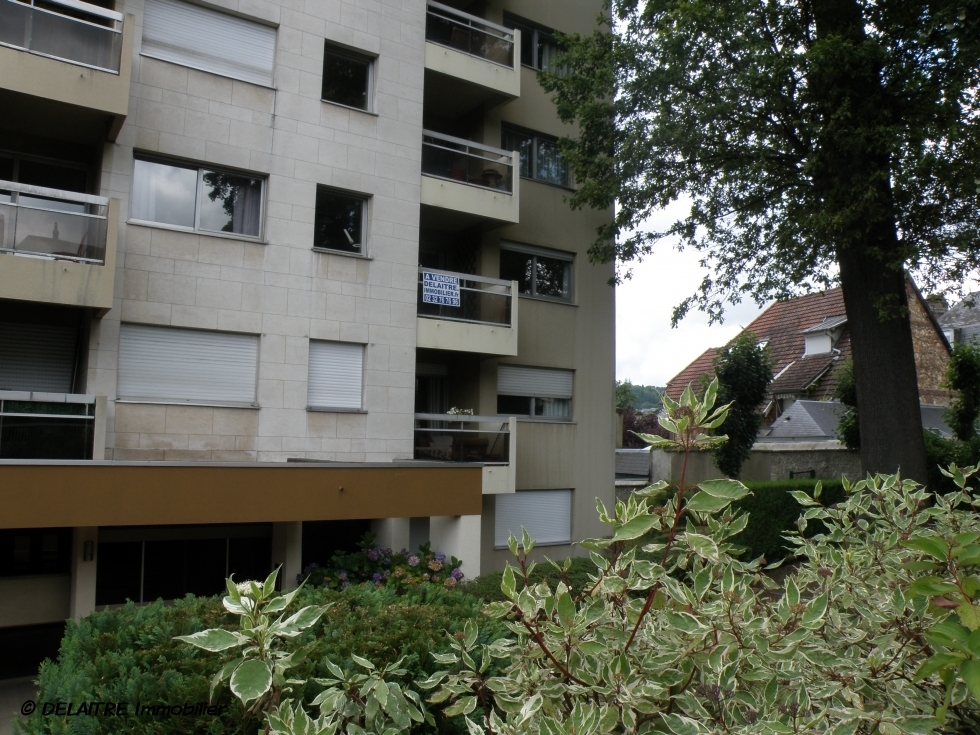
494,490,572,547
308,341,363,409
118,324,258,404
497,365,572,398
142,0,276,87
0,322,78,392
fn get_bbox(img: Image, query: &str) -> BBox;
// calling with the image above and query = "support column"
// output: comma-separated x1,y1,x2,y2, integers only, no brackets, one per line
272,522,303,591
69,527,98,620
371,518,410,552
429,515,481,579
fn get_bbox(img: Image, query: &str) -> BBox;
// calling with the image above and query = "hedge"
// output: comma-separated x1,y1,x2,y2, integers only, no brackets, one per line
16,584,500,735
463,556,596,603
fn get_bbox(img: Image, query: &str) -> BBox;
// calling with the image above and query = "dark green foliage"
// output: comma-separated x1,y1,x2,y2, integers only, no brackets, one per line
462,556,597,603
945,341,980,441
16,585,497,735
923,431,980,496
712,334,773,477
623,383,664,412
834,360,860,451
621,408,670,448
615,380,636,409
731,480,847,561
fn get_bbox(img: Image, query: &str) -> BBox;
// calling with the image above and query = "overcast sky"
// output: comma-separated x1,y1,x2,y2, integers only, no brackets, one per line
613,200,769,387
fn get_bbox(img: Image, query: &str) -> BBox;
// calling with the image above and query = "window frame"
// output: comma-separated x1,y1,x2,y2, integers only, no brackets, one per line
311,185,371,257
501,125,571,188
128,155,267,241
499,242,575,304
502,14,561,72
306,339,366,413
496,364,574,421
320,41,376,114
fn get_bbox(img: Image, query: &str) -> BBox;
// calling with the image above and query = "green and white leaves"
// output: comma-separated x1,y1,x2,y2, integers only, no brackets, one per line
174,628,244,652
230,659,274,705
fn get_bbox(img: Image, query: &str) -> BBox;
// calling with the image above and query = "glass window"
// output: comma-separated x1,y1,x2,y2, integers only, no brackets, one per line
497,365,573,419
501,126,570,187
131,158,264,237
322,44,372,111
504,15,560,71
314,188,366,254
500,245,573,301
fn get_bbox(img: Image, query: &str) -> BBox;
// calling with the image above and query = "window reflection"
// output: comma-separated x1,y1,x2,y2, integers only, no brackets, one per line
322,46,371,110
500,246,573,302
314,188,365,253
131,159,197,228
199,171,262,237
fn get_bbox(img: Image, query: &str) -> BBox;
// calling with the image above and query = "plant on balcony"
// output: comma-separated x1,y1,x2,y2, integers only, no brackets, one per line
300,534,464,593
423,380,980,733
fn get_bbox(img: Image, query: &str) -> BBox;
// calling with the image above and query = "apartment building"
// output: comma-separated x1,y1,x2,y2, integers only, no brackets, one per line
0,0,614,673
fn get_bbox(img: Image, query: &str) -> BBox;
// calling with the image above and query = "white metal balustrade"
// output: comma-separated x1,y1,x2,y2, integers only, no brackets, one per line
414,413,511,464
421,130,515,193
0,180,109,264
417,266,513,327
0,0,124,73
425,1,514,67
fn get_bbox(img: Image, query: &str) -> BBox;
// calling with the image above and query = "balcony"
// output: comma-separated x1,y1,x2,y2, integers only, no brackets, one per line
416,267,518,355
0,181,119,311
0,392,105,460
0,0,133,139
423,2,520,118
414,413,516,495
420,131,520,229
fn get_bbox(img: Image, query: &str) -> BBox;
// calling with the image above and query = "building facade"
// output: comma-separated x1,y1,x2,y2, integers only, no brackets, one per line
0,0,614,670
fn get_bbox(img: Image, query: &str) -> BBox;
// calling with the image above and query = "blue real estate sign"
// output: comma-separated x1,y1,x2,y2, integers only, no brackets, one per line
421,271,461,307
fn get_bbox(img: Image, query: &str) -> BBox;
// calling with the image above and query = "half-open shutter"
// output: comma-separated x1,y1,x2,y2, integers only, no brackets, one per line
497,365,572,397
308,341,363,409
494,490,572,547
142,0,276,86
0,322,78,392
118,324,258,404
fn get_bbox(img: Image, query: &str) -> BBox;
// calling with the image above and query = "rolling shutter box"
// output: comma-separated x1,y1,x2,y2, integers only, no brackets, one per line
142,0,276,87
494,490,572,547
308,341,364,410
0,322,78,393
497,365,573,397
118,324,259,404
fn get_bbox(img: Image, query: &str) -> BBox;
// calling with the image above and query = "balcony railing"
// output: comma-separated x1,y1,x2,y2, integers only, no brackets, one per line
414,413,510,464
0,393,96,459
0,0,123,73
422,130,514,193
0,180,109,264
417,267,512,327
425,1,513,67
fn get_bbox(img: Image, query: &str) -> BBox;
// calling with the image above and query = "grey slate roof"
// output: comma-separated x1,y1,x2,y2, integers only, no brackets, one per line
615,447,652,478
761,400,952,441
939,293,980,343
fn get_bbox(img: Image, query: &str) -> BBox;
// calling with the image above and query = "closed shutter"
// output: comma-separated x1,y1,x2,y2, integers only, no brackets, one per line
0,322,77,392
308,341,363,409
497,365,572,398
118,324,258,404
142,0,276,87
494,490,572,547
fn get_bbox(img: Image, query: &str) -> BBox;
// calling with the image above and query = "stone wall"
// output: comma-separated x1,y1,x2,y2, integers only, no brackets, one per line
909,284,952,405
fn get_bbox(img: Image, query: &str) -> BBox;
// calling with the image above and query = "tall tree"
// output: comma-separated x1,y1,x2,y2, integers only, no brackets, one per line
542,0,980,482
713,333,774,477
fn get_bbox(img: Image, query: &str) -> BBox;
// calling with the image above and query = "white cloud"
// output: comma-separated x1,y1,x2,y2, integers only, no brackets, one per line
614,200,768,386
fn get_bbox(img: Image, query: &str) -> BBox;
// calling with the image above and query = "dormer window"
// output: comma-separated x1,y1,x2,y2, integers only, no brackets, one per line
801,315,846,356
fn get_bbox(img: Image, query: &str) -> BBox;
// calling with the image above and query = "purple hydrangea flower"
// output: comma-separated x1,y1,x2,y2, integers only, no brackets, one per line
434,552,446,562
372,572,382,583
366,549,379,561
337,571,348,581
382,556,391,566
382,570,391,579
451,567,463,580
408,555,420,567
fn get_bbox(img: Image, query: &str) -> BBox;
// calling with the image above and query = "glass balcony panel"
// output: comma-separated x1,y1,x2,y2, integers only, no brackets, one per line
422,132,514,193
0,415,95,459
414,417,510,463
417,268,512,326
13,204,106,261
0,0,122,72
425,2,513,67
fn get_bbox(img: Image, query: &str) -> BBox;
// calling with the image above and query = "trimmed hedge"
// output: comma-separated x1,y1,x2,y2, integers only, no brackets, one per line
463,556,596,603
16,584,499,735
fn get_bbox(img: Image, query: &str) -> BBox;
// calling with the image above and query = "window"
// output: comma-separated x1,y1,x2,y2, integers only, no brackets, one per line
500,244,573,302
503,15,561,71
497,365,573,419
495,490,572,547
501,127,570,187
141,0,276,86
313,188,367,254
308,340,364,410
117,324,259,405
322,43,373,111
131,158,264,238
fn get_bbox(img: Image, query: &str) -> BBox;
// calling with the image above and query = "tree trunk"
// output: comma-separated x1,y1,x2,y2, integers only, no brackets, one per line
810,0,928,483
